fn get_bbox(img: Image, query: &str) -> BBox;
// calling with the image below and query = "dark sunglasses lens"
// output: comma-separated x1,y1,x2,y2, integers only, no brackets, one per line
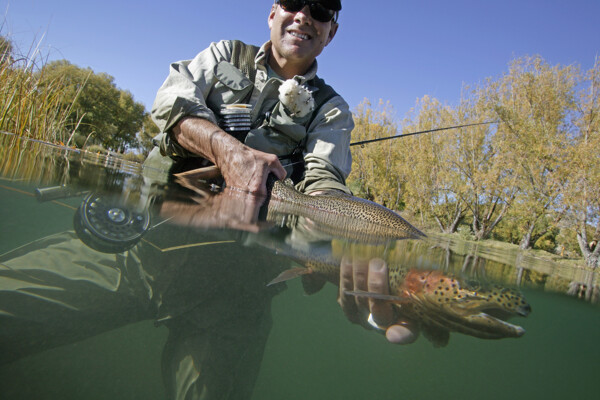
309,3,335,22
278,0,335,22
278,0,304,12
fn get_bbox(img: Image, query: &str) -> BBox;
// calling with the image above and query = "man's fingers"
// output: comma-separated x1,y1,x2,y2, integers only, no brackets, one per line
269,157,287,181
339,256,361,323
367,258,396,327
352,258,370,311
386,322,419,345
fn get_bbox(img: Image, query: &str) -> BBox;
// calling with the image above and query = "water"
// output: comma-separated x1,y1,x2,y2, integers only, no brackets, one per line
0,133,598,400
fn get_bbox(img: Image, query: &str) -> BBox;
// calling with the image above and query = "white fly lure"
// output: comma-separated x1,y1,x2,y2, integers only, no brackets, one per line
278,79,315,118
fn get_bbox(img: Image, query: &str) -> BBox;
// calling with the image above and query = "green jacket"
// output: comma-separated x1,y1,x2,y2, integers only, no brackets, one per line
150,40,353,194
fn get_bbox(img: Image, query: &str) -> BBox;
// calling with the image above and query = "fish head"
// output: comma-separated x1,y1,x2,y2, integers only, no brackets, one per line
403,270,531,339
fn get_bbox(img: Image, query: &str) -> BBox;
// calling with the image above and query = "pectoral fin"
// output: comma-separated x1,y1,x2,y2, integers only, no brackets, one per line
267,267,311,286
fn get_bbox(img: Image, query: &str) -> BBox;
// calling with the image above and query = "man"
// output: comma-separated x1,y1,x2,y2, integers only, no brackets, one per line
150,1,418,347
0,3,415,400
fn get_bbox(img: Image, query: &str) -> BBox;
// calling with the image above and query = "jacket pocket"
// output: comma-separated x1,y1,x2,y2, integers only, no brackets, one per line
214,61,252,91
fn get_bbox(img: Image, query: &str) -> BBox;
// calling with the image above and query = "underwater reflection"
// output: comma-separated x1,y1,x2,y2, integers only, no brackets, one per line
0,134,598,400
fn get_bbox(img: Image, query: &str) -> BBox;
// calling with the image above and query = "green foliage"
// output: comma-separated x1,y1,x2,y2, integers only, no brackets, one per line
37,60,146,151
0,35,13,63
1,32,147,152
348,100,403,209
0,34,76,143
351,55,600,268
138,113,160,155
534,228,559,253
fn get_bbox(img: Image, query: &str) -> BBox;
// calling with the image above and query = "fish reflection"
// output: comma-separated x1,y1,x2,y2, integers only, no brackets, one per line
165,174,531,346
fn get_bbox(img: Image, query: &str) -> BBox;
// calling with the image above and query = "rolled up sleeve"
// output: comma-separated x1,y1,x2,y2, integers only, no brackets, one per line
298,95,353,194
151,41,233,133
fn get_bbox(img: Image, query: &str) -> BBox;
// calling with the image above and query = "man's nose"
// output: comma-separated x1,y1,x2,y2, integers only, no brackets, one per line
293,5,313,24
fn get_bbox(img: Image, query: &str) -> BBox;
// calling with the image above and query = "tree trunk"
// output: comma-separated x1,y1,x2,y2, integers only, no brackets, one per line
519,221,536,250
576,223,600,269
447,203,465,234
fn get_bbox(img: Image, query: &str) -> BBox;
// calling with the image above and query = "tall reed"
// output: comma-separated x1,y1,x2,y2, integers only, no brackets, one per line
0,32,83,145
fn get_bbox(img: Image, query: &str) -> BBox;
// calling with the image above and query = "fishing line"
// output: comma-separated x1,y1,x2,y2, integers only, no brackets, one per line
279,120,498,169
350,121,498,147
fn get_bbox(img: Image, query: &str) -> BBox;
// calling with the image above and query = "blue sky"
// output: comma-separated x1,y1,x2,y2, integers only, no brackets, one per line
3,0,599,120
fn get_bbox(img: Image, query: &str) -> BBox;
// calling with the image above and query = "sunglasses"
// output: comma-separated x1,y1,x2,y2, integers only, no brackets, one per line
276,0,337,23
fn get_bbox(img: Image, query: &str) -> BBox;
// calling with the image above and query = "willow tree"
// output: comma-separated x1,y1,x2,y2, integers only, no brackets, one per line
397,96,466,232
38,60,146,151
349,100,403,209
447,86,518,241
562,60,600,268
492,56,577,249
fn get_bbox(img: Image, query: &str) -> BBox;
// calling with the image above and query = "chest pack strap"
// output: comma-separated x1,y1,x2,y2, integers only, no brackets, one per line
230,40,260,87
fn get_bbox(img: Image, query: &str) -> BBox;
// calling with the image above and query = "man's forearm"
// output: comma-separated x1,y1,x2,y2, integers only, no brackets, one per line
171,116,287,195
172,117,242,167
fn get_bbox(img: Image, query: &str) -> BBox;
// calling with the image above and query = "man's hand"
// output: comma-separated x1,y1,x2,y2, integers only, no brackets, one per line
218,144,286,196
159,188,265,233
338,257,420,344
173,117,286,196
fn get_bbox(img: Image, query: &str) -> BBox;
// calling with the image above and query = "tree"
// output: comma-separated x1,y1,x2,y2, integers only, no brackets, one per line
1,35,76,142
349,100,403,209
38,60,146,151
397,96,467,233
492,56,577,249
448,86,517,241
138,113,160,155
562,59,600,268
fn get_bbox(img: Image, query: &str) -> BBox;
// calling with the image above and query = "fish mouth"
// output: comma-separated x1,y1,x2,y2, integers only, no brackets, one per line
474,305,531,337
478,311,527,336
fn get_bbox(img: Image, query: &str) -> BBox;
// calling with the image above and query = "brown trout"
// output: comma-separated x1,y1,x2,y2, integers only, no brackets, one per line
175,169,531,344
264,180,530,345
270,255,531,346
267,178,426,242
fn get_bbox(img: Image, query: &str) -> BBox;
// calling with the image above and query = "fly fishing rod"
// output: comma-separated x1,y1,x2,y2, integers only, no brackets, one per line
350,120,497,147
174,121,499,182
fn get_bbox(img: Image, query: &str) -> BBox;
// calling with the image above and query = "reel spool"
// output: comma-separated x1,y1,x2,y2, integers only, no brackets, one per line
74,193,151,253
219,104,253,141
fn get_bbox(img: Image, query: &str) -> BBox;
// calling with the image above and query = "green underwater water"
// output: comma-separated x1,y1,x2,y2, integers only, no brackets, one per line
254,281,599,400
0,278,597,400
0,135,598,400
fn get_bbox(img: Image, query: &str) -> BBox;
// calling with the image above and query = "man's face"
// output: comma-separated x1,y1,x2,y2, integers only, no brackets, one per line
268,3,338,70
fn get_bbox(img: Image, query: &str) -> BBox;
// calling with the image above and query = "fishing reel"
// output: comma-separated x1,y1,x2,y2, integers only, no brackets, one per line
73,193,152,253
36,185,154,253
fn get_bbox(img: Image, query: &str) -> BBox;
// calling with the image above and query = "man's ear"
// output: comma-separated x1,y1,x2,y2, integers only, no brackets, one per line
325,22,338,46
268,4,277,30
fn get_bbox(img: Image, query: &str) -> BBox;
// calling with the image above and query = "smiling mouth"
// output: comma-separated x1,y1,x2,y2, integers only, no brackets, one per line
289,31,312,40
